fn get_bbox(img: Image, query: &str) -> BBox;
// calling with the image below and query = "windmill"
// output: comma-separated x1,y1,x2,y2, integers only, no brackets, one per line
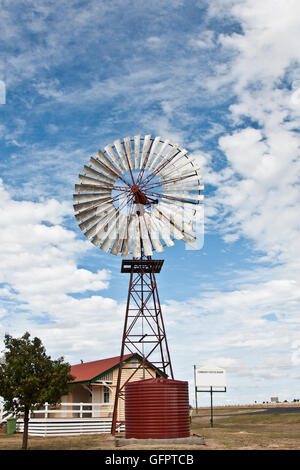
73,135,204,434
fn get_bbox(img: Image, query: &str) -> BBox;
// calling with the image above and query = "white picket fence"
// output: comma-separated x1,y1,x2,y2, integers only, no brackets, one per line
28,401,113,419
0,404,14,424
15,417,121,436
0,401,124,436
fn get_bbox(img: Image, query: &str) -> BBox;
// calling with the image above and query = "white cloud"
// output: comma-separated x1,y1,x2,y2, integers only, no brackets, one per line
146,36,163,48
163,273,300,390
0,179,124,361
188,30,215,50
199,357,241,372
199,1,300,273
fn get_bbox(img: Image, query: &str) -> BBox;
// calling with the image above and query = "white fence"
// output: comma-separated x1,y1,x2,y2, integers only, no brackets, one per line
29,401,113,418
15,417,122,436
0,402,124,436
1,401,113,420
0,403,14,424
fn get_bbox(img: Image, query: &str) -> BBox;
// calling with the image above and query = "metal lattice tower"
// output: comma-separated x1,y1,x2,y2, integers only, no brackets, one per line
111,258,174,434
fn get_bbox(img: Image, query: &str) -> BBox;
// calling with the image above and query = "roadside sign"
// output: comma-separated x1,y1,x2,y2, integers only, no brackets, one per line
193,365,227,428
195,366,226,391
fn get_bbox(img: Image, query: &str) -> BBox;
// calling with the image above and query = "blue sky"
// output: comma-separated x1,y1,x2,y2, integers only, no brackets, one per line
1,0,300,406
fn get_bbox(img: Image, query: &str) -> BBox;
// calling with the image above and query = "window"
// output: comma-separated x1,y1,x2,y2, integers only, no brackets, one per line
103,386,110,403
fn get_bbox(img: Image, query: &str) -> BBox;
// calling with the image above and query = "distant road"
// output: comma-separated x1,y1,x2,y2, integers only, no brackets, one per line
195,406,300,418
237,406,300,416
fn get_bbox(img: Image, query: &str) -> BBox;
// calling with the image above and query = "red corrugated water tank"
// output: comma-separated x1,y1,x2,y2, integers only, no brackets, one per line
125,377,190,439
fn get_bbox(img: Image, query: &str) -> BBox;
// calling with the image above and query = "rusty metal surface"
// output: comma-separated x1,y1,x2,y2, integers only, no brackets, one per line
125,378,190,439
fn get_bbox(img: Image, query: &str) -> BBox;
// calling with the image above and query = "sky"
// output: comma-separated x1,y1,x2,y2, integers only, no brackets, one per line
0,0,300,407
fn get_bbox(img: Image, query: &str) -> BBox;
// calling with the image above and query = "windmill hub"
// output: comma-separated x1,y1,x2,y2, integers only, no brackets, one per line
130,184,158,206
131,185,147,204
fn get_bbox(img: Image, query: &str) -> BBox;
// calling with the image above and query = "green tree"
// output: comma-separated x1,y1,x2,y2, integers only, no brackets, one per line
0,332,74,450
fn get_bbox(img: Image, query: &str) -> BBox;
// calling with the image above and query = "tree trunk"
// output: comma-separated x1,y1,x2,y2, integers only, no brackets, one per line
22,407,29,450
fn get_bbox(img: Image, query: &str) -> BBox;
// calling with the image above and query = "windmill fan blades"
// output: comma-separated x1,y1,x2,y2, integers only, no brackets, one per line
139,215,153,257
132,217,141,258
73,134,203,257
143,212,164,253
79,214,105,233
73,189,112,201
100,213,126,253
78,174,114,187
156,205,196,239
161,197,199,208
161,184,204,191
152,207,183,240
80,205,116,233
121,216,135,257
160,159,200,178
75,202,113,222
97,150,122,176
83,165,116,184
144,135,161,170
148,139,170,172
160,201,199,221
75,184,113,193
151,144,179,175
73,192,112,203
140,134,151,170
156,149,188,175
134,135,141,170
124,136,134,170
73,197,113,213
104,144,125,173
89,157,119,180
150,212,174,248
159,174,201,186
110,215,129,256
114,139,129,171
162,192,204,202
90,208,118,244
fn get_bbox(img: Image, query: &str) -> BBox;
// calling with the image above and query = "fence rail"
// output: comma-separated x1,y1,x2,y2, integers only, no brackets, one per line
1,401,114,420
15,417,122,436
0,408,14,424
29,402,113,418
1,401,122,436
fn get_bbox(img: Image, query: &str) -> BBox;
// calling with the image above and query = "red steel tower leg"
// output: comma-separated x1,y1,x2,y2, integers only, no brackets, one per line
111,258,173,435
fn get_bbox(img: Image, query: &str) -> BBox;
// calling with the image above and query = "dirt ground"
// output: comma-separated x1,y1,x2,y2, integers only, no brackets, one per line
1,404,300,451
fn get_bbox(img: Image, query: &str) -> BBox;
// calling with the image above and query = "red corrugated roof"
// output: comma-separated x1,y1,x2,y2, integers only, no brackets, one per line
69,353,135,384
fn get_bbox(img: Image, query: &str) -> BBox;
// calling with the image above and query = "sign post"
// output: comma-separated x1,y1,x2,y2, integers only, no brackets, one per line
193,365,198,413
210,386,213,427
194,366,227,428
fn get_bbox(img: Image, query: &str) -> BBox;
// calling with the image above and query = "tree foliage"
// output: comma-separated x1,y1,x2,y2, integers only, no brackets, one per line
0,331,74,449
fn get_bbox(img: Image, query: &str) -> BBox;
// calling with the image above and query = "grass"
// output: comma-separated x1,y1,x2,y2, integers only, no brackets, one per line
1,407,300,450
191,411,300,450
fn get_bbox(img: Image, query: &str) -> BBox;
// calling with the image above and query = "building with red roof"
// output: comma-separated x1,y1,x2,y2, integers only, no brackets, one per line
59,353,165,421
69,353,135,384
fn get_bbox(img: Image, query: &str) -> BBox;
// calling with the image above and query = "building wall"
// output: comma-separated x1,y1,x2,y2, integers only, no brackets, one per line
62,358,158,421
111,358,156,421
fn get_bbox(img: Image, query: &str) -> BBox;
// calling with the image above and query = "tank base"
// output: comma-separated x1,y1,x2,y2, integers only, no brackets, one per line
115,436,205,447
